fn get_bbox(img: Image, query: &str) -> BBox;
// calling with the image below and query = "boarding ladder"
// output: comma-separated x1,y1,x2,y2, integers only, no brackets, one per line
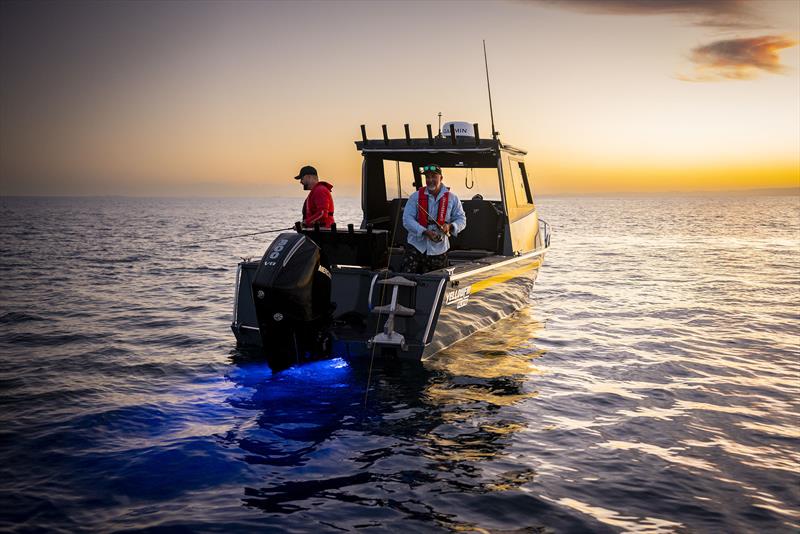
367,276,416,351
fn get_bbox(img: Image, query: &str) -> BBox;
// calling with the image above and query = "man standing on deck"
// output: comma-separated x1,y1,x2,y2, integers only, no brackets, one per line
401,163,466,273
295,165,335,228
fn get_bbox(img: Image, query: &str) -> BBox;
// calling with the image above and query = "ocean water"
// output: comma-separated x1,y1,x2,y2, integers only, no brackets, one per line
0,195,798,533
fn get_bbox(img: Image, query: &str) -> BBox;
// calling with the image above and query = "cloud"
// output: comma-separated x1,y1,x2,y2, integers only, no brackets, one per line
533,0,761,29
679,35,797,81
530,1,797,81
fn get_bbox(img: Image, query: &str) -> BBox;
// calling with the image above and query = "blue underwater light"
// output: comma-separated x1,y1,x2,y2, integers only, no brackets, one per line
226,362,274,388
281,357,350,382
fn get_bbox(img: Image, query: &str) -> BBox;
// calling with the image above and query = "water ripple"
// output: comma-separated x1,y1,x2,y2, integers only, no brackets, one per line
0,196,798,532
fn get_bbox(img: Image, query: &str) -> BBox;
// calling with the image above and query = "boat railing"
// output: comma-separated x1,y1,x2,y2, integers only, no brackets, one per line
538,219,551,249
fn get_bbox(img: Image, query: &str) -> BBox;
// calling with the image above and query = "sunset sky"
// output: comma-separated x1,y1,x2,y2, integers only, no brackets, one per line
1,0,798,197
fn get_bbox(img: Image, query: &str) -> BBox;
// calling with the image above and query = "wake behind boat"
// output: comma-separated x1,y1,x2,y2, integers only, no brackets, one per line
231,121,550,368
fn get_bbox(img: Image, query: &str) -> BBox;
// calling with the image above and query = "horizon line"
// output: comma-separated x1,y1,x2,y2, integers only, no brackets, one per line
1,186,798,200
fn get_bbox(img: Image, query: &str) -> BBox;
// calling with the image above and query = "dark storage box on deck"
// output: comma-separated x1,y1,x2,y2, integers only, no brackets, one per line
299,227,389,270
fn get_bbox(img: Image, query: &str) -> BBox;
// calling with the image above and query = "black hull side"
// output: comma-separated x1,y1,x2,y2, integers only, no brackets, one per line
422,258,541,359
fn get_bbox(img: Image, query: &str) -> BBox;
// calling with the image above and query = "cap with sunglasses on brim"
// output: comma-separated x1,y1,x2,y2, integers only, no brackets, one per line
421,164,442,174
294,165,318,180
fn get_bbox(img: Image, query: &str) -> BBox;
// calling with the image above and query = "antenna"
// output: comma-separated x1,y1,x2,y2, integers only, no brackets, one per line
437,112,442,136
483,40,497,140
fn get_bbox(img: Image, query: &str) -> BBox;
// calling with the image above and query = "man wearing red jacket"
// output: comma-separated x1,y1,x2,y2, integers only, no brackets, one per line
294,165,335,228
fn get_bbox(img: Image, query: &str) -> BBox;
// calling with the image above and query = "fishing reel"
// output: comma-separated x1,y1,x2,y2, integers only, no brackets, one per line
426,225,446,243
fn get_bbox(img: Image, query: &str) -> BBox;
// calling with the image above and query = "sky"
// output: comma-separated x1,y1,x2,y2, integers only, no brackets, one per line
0,0,798,197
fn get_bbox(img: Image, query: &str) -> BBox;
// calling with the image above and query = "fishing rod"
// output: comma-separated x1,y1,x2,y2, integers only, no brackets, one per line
417,200,450,242
183,226,293,246
364,187,450,406
366,163,407,407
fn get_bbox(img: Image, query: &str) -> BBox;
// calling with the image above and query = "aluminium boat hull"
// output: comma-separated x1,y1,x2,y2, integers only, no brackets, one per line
232,248,546,363
421,255,543,360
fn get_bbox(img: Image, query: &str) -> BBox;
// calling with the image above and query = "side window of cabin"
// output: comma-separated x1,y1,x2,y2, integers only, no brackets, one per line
383,160,414,200
508,158,533,206
518,161,534,204
441,167,501,201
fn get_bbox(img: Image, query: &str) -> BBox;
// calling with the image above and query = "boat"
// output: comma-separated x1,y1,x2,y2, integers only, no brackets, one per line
231,121,551,368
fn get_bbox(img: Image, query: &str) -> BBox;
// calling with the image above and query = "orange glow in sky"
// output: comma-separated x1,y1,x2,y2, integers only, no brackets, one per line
0,0,797,196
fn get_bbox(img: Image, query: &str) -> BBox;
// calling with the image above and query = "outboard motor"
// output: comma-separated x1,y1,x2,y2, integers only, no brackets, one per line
251,233,332,367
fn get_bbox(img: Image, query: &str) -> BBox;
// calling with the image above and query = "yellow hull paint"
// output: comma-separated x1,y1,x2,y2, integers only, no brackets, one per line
469,257,543,295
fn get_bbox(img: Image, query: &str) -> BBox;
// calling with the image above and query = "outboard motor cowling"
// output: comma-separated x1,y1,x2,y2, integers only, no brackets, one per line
251,233,332,366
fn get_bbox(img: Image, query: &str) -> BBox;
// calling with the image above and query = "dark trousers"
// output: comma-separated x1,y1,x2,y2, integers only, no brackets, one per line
400,246,448,274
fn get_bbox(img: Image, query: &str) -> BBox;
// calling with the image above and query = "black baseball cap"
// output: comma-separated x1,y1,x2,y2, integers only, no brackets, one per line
294,165,318,180
421,163,442,174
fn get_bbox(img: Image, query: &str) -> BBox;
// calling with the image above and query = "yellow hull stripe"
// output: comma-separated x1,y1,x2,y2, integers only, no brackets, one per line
469,258,543,294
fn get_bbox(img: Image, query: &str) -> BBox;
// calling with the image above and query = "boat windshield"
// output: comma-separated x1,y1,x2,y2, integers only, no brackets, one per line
382,159,501,201
382,160,416,199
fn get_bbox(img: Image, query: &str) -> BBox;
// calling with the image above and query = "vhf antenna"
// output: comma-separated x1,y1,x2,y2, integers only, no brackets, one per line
483,40,497,140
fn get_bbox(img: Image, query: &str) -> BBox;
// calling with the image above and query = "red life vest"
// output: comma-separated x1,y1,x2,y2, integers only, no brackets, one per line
417,186,449,228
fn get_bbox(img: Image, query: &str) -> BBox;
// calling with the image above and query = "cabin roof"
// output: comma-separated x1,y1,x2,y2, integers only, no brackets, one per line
354,137,527,157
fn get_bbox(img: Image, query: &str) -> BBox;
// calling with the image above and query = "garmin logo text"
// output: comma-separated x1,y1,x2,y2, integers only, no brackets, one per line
442,121,475,138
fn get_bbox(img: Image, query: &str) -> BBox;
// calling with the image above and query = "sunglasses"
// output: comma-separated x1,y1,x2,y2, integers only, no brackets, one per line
421,165,441,173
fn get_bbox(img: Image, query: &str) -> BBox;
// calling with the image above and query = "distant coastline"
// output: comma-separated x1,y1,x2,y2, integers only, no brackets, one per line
1,186,798,199
536,187,800,198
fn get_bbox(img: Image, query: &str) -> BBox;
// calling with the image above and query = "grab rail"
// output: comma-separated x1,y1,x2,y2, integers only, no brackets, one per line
538,218,551,249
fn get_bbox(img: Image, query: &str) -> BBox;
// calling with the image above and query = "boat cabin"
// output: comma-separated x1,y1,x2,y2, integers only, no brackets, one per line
357,121,543,267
